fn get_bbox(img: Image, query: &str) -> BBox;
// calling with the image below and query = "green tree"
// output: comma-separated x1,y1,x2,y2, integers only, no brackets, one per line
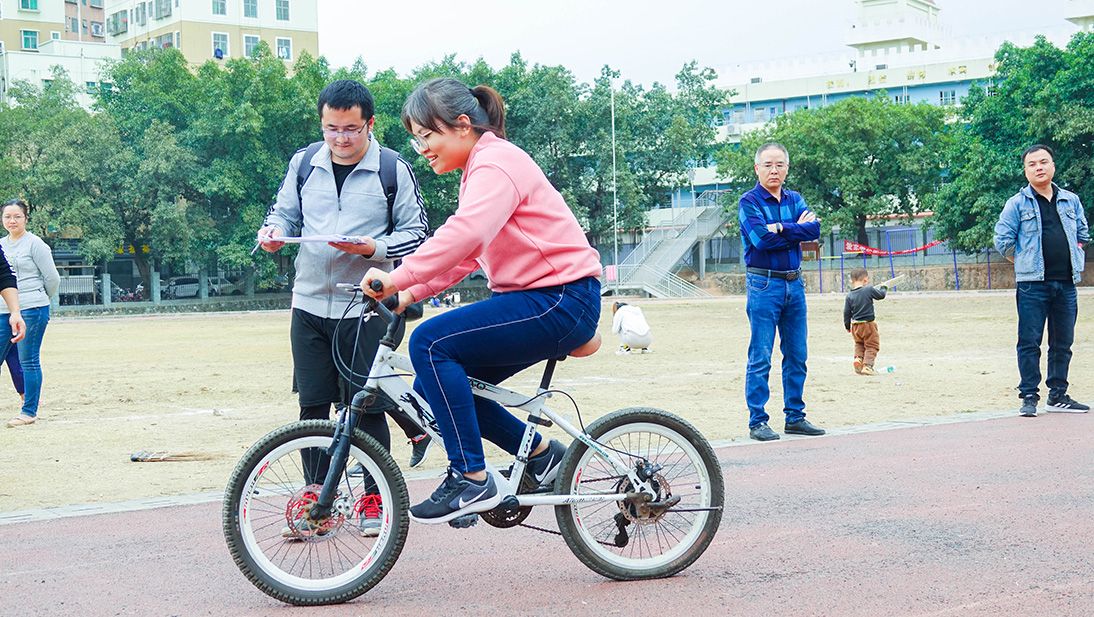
931,32,1094,252
716,94,950,245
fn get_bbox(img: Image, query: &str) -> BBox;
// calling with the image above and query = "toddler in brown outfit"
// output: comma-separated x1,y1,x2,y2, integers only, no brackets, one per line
843,267,890,375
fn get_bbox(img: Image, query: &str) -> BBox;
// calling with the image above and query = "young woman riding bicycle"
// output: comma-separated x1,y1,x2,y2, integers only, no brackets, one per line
363,77,602,524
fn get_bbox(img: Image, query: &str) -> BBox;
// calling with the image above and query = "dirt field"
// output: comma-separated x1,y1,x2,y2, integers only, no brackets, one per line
3,290,1092,512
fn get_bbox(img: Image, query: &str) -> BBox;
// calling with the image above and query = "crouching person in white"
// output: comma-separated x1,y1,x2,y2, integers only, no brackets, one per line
612,302,652,354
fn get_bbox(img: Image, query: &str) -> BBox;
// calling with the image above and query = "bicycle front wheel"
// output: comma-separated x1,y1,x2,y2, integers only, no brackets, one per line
222,421,409,605
554,407,724,580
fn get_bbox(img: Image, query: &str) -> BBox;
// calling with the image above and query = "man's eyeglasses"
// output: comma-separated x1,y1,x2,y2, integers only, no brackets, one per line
322,127,366,140
760,163,788,171
410,130,434,154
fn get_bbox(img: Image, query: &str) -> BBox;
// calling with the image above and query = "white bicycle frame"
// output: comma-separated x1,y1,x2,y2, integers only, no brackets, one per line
363,341,658,507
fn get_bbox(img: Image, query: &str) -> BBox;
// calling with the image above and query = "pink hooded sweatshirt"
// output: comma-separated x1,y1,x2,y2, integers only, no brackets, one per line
390,131,601,300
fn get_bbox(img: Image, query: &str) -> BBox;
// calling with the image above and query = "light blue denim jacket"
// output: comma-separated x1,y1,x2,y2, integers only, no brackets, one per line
993,183,1090,283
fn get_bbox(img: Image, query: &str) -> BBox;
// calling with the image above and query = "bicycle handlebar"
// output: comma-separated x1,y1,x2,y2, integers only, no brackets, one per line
335,282,424,322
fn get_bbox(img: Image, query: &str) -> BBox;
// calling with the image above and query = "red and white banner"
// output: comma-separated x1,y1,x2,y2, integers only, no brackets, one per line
843,240,942,256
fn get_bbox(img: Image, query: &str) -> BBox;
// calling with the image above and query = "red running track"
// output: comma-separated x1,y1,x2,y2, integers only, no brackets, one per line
2,413,1093,617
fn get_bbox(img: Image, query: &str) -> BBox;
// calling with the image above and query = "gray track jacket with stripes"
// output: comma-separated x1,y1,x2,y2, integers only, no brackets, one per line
263,135,428,318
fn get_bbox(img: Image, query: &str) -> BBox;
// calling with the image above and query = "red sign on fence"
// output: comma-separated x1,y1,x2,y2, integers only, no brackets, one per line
843,240,942,256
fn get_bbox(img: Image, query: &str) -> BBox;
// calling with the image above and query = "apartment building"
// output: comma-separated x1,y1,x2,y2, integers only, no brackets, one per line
103,0,317,66
0,0,118,106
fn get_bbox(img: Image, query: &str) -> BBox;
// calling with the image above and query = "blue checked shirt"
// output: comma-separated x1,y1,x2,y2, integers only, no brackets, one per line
738,182,821,271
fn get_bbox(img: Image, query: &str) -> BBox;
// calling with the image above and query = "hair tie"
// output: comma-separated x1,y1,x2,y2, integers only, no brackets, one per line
468,86,477,98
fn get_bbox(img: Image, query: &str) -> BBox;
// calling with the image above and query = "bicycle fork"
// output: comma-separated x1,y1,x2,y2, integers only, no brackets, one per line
307,405,359,523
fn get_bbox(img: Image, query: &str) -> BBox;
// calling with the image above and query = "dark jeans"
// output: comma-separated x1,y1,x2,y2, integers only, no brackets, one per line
408,277,601,475
1015,280,1077,401
290,309,423,486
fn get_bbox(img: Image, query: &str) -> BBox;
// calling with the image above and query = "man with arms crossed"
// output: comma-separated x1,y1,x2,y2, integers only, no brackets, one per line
739,142,825,441
994,144,1089,417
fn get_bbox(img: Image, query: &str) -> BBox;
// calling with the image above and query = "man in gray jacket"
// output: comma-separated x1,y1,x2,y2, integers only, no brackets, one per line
994,144,1090,417
258,80,429,534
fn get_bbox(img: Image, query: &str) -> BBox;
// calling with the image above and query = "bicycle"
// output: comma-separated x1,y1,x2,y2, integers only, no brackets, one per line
222,282,725,606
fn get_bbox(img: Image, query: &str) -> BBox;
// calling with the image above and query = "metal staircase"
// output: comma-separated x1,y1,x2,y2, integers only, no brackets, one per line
609,191,732,298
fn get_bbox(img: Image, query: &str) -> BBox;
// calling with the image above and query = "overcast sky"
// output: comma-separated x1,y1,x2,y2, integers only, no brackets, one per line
316,0,1077,88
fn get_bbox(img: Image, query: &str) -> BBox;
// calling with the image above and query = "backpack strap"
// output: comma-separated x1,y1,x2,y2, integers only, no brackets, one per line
377,146,399,235
295,141,325,198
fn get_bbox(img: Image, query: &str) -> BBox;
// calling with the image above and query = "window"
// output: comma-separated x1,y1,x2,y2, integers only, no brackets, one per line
212,0,225,16
86,81,98,94
175,31,180,49
939,89,957,105
276,37,291,60
244,0,257,18
731,109,745,124
107,11,129,35
276,0,289,21
752,107,768,123
90,21,104,37
70,17,79,32
82,20,89,35
89,0,102,7
134,3,146,25
21,30,39,51
212,32,229,58
894,94,908,104
51,31,61,40
153,0,171,19
244,35,259,58
20,0,39,11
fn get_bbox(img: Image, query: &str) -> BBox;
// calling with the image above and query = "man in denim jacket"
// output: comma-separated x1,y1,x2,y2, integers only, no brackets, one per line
994,144,1090,417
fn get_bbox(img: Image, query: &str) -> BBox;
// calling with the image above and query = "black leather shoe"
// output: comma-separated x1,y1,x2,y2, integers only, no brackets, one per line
784,419,826,436
749,423,780,441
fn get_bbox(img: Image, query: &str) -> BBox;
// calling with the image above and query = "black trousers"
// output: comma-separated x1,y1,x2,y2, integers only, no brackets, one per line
290,308,423,448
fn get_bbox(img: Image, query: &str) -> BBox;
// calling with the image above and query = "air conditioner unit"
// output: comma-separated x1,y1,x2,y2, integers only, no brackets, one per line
725,125,741,136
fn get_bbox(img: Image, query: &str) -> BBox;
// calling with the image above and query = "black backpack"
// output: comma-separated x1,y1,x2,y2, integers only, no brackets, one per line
296,141,400,235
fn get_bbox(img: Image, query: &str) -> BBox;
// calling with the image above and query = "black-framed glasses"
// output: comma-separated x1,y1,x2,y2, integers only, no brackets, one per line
322,126,366,140
410,130,434,154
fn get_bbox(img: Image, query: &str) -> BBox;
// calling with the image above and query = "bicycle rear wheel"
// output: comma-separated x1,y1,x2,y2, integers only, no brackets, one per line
554,407,724,580
222,420,409,605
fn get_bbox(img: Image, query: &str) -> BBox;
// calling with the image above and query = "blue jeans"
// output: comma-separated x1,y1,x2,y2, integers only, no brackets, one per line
409,277,601,475
1015,280,1076,401
745,273,808,428
4,306,48,418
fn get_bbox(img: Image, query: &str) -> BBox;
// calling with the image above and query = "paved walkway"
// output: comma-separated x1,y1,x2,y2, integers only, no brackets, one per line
2,408,1092,616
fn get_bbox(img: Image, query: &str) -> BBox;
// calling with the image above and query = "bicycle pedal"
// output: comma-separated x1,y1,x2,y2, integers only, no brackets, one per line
448,513,479,529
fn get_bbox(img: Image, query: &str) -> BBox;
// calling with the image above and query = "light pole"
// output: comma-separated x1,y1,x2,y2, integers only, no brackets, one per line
611,82,619,296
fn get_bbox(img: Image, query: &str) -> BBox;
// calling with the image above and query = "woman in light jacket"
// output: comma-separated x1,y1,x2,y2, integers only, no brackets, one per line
1,199,59,427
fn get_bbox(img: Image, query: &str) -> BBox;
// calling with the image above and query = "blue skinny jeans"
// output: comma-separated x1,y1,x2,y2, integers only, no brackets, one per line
4,305,48,418
409,277,601,475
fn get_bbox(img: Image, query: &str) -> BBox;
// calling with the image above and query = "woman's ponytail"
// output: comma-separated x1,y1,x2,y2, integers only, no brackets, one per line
469,85,505,139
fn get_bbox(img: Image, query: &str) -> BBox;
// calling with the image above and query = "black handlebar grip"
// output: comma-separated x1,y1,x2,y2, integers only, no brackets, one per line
370,279,384,293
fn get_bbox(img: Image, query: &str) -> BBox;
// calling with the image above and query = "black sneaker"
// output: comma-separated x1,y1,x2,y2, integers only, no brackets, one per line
526,439,567,487
749,423,780,441
1019,396,1038,417
785,419,826,436
1045,395,1089,413
409,434,433,468
409,467,501,524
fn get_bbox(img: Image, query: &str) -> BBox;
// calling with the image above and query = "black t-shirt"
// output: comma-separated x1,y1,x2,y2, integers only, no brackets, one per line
331,162,355,197
1036,187,1072,281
